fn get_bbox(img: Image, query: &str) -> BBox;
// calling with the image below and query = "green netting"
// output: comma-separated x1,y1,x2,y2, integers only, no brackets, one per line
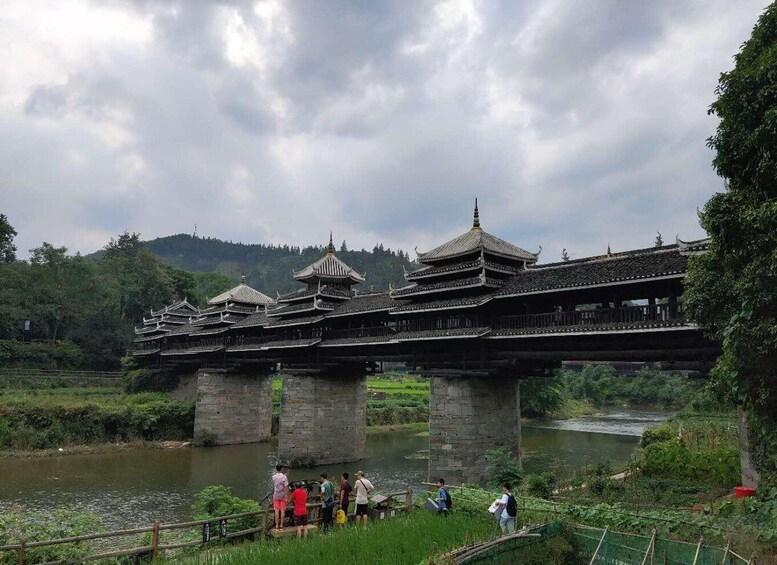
452,521,749,565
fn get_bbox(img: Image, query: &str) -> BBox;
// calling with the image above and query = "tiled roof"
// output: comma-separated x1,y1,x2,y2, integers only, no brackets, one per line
488,318,691,338
389,296,492,314
278,286,352,303
391,276,502,297
417,229,537,264
131,348,160,356
208,282,274,306
134,333,166,343
327,292,404,317
392,327,491,341
266,315,326,327
497,247,688,298
190,326,230,336
231,312,271,329
150,300,199,317
160,345,224,356
319,335,392,346
293,253,365,283
259,338,322,349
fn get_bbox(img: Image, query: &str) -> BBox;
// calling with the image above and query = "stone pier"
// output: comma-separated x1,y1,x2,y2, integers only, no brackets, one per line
428,376,521,485
277,372,366,466
194,369,273,445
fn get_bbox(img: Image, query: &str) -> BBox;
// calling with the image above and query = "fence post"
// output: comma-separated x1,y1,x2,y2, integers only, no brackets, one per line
406,488,413,512
691,536,703,565
262,504,269,534
17,539,25,565
151,521,160,561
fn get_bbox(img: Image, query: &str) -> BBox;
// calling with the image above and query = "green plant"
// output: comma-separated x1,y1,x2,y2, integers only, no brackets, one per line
485,447,522,488
524,472,558,499
192,485,261,533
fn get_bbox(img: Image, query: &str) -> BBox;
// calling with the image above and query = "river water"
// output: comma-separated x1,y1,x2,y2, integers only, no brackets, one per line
0,409,670,529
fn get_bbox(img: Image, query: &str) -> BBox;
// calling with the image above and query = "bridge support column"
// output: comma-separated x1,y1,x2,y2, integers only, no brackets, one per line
194,369,273,445
278,373,366,466
429,376,521,485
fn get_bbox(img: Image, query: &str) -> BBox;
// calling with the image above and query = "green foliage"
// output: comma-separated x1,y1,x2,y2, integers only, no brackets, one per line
136,233,417,294
520,375,563,418
524,472,559,499
684,4,777,485
0,339,89,370
0,507,101,564
192,485,261,533
0,389,194,450
636,418,741,488
485,447,523,489
122,357,182,394
0,213,16,264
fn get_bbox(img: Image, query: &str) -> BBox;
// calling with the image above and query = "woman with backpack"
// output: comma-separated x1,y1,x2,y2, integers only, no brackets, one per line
495,482,517,533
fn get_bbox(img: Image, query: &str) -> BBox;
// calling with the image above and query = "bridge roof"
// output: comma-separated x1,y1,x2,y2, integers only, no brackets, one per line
326,291,403,317
415,202,537,264
293,234,365,284
208,277,274,306
497,246,689,298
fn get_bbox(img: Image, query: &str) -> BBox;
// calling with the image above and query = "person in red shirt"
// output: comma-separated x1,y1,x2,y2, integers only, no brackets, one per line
288,482,309,538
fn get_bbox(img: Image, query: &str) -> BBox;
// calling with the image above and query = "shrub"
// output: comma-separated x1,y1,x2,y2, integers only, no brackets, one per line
192,485,261,533
524,472,558,499
0,508,101,564
640,424,675,448
486,447,522,489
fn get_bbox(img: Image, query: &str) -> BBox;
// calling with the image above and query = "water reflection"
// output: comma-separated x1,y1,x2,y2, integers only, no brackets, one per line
0,410,670,528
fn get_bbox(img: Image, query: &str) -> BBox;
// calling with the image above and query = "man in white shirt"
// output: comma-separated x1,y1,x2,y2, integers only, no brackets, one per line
353,470,374,524
494,482,516,533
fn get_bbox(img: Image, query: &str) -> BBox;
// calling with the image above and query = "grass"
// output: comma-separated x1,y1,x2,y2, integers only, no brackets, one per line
176,511,496,565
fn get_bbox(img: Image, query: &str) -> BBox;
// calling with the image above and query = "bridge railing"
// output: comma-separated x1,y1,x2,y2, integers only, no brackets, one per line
0,489,414,564
324,326,397,340
492,303,684,332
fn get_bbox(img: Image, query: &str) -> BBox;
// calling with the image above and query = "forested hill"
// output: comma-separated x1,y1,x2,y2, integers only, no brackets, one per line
141,234,417,295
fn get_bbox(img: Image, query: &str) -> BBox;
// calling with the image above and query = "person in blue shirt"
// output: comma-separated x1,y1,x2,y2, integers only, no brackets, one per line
435,478,449,514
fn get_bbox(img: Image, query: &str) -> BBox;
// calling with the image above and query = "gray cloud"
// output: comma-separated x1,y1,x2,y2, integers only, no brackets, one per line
0,0,769,268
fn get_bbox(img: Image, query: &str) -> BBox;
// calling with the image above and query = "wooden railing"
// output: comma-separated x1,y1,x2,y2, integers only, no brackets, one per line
492,304,684,332
0,368,122,379
324,326,397,340
0,488,414,564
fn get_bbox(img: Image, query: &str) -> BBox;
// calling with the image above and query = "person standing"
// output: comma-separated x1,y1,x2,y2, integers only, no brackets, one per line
288,482,309,539
494,482,517,533
339,472,352,517
353,470,374,525
435,478,449,514
271,464,289,530
319,472,335,532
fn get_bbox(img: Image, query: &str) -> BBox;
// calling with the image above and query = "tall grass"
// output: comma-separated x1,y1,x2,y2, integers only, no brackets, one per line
179,511,496,565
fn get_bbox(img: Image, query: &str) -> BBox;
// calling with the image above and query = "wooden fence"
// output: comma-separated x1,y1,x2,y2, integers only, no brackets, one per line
0,489,413,564
0,369,122,379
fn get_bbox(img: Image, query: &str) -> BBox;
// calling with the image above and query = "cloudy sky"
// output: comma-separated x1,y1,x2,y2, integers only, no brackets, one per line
1,0,770,262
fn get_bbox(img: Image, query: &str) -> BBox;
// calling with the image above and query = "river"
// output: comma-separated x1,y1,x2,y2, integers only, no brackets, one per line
0,408,670,529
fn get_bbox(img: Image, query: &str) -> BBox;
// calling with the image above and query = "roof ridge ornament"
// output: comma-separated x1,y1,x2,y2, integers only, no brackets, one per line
240,273,246,285
327,231,335,255
472,198,481,230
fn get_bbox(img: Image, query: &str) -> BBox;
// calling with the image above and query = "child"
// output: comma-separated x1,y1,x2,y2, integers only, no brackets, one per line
288,482,309,538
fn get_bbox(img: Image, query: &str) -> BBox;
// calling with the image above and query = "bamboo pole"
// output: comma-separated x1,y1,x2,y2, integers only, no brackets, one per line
640,529,656,565
692,536,704,565
720,539,730,565
151,521,160,561
588,526,608,565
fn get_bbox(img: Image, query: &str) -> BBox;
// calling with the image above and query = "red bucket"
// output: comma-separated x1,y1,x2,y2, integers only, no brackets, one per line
734,486,756,499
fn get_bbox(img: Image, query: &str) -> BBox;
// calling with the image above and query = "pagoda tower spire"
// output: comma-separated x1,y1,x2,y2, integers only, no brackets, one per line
327,231,335,255
472,198,481,230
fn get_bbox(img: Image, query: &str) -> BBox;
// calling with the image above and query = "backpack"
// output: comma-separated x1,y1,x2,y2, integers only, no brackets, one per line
335,509,347,525
506,494,517,517
442,488,452,510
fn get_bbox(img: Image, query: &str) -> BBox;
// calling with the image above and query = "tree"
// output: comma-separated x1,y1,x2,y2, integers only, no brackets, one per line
654,231,664,247
0,214,17,263
685,4,777,486
340,240,348,253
